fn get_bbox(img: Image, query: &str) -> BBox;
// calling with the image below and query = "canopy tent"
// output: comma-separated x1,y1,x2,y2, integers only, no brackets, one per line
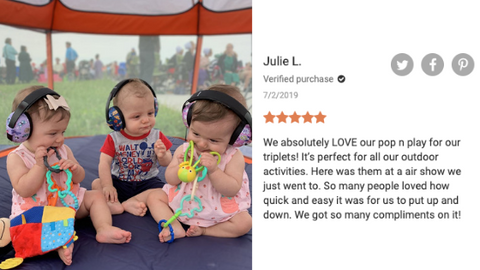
0,0,252,91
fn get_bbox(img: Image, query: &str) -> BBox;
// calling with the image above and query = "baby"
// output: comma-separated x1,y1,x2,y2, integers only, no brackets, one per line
92,79,173,216
147,84,252,242
6,86,131,265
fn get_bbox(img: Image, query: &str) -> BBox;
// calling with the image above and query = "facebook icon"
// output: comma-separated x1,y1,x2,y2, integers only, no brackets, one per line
422,53,444,76
430,58,436,71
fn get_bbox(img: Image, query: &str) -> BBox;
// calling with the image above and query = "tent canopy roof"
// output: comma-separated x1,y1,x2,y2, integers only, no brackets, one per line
0,0,252,35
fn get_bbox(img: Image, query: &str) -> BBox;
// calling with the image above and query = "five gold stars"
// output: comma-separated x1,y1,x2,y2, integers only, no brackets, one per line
263,111,327,123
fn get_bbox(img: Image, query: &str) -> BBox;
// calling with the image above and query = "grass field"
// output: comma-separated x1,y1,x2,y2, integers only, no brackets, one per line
0,79,184,147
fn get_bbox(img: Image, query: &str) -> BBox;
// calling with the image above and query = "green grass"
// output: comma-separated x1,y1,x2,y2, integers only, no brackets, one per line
0,79,184,146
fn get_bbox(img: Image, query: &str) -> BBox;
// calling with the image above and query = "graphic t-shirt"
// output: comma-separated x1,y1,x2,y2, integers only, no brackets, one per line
100,129,172,181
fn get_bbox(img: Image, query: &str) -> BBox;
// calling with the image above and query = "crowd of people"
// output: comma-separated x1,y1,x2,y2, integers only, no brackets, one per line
1,39,108,84
2,37,252,94
160,41,252,94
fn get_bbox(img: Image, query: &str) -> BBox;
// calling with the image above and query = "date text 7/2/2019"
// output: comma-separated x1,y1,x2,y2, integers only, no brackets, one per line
263,91,299,99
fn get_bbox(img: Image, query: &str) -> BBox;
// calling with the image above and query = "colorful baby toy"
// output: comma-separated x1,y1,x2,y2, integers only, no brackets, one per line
158,141,220,243
0,148,79,269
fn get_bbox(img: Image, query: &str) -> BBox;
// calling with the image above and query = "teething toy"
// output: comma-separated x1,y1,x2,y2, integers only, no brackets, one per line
177,141,220,183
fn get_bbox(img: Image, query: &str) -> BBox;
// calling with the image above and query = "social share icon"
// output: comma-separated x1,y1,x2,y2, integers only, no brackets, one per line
397,60,408,70
421,53,443,76
452,53,474,76
391,53,413,76
429,58,437,71
458,58,468,70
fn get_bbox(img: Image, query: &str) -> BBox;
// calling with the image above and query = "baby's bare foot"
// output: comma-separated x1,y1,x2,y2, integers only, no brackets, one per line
96,226,132,244
57,243,74,265
159,224,186,243
122,200,147,216
186,225,206,237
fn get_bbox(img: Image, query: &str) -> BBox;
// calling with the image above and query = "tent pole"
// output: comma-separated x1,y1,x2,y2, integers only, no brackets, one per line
46,31,54,89
191,35,203,94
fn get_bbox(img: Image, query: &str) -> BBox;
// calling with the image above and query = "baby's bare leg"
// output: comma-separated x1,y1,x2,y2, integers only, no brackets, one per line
77,190,132,244
186,211,252,238
146,189,185,242
91,178,124,215
0,218,11,247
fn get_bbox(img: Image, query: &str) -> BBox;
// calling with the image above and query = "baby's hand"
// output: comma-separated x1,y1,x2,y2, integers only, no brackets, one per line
177,150,187,164
57,159,79,172
102,185,118,203
34,146,54,168
200,152,219,174
154,139,167,159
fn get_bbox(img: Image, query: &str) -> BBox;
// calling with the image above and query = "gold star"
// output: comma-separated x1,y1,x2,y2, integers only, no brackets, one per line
289,111,301,123
277,111,288,123
315,111,326,123
302,112,313,123
264,111,275,123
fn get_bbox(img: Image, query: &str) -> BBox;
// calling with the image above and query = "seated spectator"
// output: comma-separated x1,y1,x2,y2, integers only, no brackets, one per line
53,57,65,77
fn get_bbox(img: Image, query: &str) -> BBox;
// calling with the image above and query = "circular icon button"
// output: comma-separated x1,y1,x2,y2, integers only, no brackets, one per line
452,53,474,76
421,53,444,76
391,53,414,76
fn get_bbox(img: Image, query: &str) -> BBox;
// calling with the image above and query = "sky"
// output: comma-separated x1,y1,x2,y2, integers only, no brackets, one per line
0,24,252,67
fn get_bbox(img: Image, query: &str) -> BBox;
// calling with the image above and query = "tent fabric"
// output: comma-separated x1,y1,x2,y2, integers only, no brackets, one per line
0,135,252,269
12,0,251,13
0,0,252,35
0,0,251,90
62,0,196,15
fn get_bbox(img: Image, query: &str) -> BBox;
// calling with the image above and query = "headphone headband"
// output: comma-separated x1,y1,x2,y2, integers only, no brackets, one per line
183,90,252,128
182,90,252,146
8,88,59,129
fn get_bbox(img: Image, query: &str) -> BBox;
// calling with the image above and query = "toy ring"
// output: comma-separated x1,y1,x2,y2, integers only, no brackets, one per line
177,195,203,218
45,154,79,210
59,190,79,210
46,165,73,193
43,147,63,173
158,219,174,243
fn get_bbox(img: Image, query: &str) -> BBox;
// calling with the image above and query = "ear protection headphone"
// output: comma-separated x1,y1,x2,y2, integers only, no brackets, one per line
106,79,158,131
182,90,252,147
6,88,60,143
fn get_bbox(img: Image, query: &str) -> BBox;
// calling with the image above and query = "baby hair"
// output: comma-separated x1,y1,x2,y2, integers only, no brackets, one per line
113,78,152,108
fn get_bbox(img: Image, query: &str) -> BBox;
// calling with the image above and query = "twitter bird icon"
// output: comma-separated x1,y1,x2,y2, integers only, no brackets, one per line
392,53,413,76
397,60,408,70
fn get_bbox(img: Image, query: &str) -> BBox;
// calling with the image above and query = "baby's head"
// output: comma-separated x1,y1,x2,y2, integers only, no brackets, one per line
112,79,152,107
190,84,246,123
7,86,70,150
183,84,252,154
107,78,158,136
